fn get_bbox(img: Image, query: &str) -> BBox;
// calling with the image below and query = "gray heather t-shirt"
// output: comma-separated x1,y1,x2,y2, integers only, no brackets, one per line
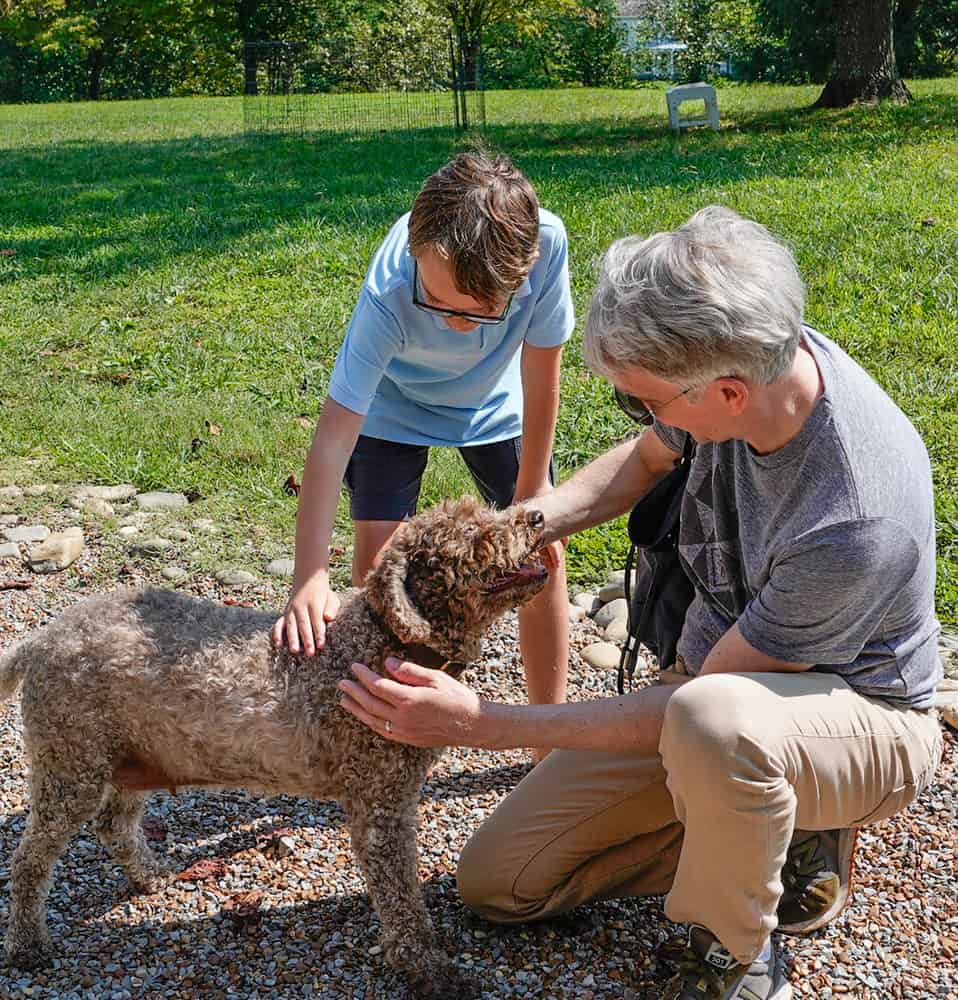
654,326,942,709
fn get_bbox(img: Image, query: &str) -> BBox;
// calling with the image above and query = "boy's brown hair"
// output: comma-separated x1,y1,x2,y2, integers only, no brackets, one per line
408,151,540,307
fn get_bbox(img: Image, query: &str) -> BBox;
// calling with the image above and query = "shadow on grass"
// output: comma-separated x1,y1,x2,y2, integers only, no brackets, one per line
3,93,957,287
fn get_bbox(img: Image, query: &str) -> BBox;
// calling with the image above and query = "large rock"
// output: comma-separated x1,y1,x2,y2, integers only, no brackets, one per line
942,703,958,732
573,592,601,615
0,485,23,501
605,618,630,644
28,527,84,573
594,598,628,630
940,632,958,680
580,642,622,671
933,685,958,711
0,542,20,559
599,581,626,603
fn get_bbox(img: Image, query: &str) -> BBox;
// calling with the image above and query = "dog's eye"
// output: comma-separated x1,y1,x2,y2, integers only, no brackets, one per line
427,556,441,570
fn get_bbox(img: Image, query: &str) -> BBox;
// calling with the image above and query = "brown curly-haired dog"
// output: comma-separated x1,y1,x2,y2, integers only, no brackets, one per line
0,497,547,998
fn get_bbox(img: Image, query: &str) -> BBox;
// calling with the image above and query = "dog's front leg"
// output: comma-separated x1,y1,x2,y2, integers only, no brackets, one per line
345,801,476,1000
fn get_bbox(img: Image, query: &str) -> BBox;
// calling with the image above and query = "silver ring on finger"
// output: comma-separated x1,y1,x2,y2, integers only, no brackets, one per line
384,719,393,735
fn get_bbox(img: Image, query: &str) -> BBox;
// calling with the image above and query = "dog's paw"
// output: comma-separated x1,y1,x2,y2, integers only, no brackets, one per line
5,936,54,970
407,959,480,1000
127,863,174,895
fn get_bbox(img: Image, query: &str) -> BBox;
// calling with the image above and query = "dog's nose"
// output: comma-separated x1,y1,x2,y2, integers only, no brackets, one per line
525,510,544,528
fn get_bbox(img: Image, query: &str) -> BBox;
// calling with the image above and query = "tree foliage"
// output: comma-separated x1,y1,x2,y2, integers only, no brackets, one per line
483,0,632,88
2,0,957,103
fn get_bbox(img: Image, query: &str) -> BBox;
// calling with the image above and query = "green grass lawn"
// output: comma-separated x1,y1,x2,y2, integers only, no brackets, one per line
1,81,957,621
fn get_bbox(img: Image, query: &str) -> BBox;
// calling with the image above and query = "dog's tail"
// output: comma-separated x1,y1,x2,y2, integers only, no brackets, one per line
0,640,30,702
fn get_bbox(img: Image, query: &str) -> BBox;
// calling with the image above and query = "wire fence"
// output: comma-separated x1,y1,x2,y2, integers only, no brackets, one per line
243,32,485,137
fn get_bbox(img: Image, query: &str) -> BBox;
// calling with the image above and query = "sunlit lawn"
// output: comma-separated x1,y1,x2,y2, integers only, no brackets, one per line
1,80,956,618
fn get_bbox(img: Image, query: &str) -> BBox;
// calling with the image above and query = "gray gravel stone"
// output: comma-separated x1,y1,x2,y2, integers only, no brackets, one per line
135,491,188,512
131,536,173,556
74,484,138,502
28,526,83,572
70,497,115,517
3,525,50,544
215,569,257,588
265,558,295,578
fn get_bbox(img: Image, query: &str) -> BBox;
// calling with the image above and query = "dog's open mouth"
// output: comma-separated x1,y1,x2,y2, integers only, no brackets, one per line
483,559,548,594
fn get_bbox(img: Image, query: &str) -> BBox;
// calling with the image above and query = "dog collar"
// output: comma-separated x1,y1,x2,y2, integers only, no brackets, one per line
400,642,468,679
366,606,468,678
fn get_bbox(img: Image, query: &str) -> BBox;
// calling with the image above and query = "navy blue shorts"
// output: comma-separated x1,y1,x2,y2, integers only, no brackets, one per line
344,435,555,522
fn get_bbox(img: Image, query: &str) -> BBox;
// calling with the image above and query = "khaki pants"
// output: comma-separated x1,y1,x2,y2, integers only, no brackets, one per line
457,672,943,965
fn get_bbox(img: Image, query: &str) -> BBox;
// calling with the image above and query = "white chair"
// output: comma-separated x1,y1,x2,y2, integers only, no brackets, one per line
666,83,720,134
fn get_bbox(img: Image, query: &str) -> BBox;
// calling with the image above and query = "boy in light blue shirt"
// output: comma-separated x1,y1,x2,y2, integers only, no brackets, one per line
274,151,575,725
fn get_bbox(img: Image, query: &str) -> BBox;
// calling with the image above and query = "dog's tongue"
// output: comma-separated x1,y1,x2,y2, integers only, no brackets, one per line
485,560,547,594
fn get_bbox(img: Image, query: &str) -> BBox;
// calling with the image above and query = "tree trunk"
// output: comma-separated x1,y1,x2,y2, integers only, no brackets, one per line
87,47,105,101
815,0,910,107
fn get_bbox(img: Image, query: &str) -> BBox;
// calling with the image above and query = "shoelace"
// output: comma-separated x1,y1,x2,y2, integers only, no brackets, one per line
674,947,732,998
781,836,833,914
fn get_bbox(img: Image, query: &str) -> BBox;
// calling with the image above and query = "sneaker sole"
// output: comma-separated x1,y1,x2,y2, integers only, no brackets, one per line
777,828,858,936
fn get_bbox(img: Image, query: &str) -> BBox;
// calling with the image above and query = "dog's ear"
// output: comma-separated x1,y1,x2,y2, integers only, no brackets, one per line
365,548,433,646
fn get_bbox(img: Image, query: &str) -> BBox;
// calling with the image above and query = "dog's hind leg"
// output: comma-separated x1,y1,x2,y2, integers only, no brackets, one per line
94,787,171,894
346,801,476,1000
5,766,104,969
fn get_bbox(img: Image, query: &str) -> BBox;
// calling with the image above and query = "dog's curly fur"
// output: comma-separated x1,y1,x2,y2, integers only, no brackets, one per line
0,497,547,998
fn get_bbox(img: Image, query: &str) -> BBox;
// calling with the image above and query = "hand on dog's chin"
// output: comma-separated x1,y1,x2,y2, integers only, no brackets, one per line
538,540,566,571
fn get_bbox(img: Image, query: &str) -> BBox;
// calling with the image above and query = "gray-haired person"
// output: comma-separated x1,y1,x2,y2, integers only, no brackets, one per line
338,206,944,1000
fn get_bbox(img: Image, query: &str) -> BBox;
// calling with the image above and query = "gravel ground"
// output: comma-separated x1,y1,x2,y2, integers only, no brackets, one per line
0,521,956,1000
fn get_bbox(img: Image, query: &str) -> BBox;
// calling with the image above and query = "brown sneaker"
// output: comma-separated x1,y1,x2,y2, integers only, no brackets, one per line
662,926,792,1000
777,828,858,935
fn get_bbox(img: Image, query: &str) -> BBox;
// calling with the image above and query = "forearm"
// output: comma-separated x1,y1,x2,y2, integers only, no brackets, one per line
515,344,561,499
474,681,686,755
533,435,661,544
293,459,343,587
293,400,362,586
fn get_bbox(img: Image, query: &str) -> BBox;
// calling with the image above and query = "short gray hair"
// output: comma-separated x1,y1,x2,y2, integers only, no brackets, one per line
583,206,806,386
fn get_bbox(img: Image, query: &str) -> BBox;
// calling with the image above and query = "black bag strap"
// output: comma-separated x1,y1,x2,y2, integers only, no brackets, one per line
617,434,696,695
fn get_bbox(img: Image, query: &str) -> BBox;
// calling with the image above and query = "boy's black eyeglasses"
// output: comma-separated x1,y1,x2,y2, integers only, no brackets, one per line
412,261,514,325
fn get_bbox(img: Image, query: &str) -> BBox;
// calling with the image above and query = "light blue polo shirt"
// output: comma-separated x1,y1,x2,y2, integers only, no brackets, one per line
327,209,575,447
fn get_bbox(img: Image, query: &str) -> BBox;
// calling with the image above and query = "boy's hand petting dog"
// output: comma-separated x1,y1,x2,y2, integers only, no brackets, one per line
273,575,342,655
339,658,483,748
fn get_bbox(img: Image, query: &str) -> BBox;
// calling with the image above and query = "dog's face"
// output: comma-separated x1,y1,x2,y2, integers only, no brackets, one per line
365,497,548,662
